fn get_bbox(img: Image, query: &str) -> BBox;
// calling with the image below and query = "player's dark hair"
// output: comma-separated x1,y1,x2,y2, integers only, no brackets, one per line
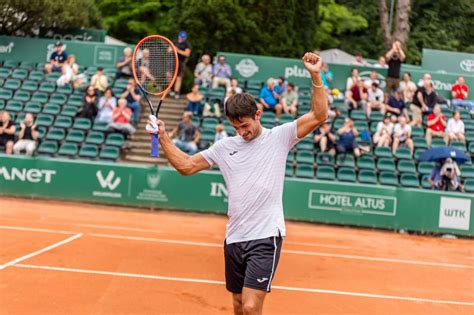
224,93,258,121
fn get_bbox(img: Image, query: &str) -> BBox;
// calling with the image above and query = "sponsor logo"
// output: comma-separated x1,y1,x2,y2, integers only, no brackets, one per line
0,167,56,183
285,65,310,79
43,29,94,42
257,278,269,283
210,182,228,202
136,169,168,202
460,59,474,72
93,170,122,198
147,172,161,189
235,58,259,78
229,151,238,156
439,197,471,231
0,42,14,54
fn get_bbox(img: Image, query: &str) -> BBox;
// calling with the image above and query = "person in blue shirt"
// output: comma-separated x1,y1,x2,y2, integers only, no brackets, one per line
45,41,68,74
385,89,409,121
321,63,333,88
336,118,361,157
257,78,283,119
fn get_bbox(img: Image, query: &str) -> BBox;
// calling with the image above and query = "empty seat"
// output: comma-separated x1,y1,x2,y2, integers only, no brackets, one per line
58,142,78,157
358,169,377,184
202,117,219,129
397,160,416,173
37,141,58,156
67,95,83,107
413,137,428,150
0,88,13,100
21,80,39,92
5,100,23,112
295,164,313,178
99,146,120,161
4,79,21,90
431,138,447,147
11,69,28,80
460,165,474,179
85,131,105,145
379,171,398,186
394,147,412,160
451,141,466,152
421,175,431,189
28,70,44,81
66,129,86,143
93,121,109,132
54,116,73,129
43,104,61,115
13,90,30,102
35,114,54,127
316,152,335,165
280,113,294,124
296,150,314,164
39,82,56,93
464,179,474,193
374,146,392,158
400,173,419,188
105,133,125,147
31,92,49,103
357,155,375,169
60,105,78,117
49,93,68,105
316,165,335,180
377,157,396,172
337,167,356,182
350,110,366,120
296,137,314,151
418,161,435,175
285,162,294,177
79,144,99,158
336,154,355,167
46,128,66,141
73,118,92,130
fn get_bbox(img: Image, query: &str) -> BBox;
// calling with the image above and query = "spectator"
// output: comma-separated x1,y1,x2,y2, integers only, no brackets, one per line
194,54,213,88
418,73,432,87
411,80,436,126
392,116,413,154
91,67,108,94
337,118,361,157
169,111,200,154
385,40,406,98
428,162,443,190
373,56,388,68
314,123,336,155
115,47,133,79
451,76,474,112
95,88,117,124
257,78,283,119
44,41,68,74
120,79,141,124
13,113,37,156
439,158,461,191
426,105,448,146
212,55,232,89
352,52,368,66
373,114,394,148
0,111,16,154
447,111,465,143
57,55,85,89
226,78,243,96
364,71,380,89
366,82,385,118
77,86,98,120
186,84,204,116
171,31,191,99
282,83,299,116
345,68,360,93
215,124,228,142
137,48,155,84
203,100,222,118
385,89,408,120
346,79,368,110
107,98,136,136
399,72,417,103
321,63,333,88
274,76,287,94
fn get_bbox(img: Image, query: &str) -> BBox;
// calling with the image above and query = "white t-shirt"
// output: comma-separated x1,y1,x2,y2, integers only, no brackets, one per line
368,88,384,102
201,121,299,244
447,118,465,134
376,122,393,135
364,79,380,89
394,124,412,142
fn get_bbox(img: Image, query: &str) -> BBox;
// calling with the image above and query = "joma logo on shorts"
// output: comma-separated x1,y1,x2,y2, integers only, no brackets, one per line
0,167,56,183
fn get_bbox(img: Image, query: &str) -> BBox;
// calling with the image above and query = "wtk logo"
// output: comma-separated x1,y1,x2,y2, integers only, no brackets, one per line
96,170,121,190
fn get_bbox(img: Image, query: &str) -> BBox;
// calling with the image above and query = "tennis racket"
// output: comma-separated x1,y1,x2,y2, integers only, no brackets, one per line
132,35,178,157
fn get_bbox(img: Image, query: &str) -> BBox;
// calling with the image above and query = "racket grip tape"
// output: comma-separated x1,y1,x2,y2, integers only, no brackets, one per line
151,133,159,157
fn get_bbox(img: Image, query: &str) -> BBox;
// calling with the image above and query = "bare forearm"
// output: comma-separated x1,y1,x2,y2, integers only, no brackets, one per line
311,73,328,122
159,134,194,175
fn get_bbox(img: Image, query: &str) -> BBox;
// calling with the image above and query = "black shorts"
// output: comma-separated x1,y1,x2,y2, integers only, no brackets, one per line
224,234,283,294
177,61,185,77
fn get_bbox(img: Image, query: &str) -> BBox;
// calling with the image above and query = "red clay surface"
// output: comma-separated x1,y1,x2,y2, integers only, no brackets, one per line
0,196,473,314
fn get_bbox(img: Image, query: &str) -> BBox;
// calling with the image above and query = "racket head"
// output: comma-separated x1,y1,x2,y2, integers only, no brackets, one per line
132,35,179,97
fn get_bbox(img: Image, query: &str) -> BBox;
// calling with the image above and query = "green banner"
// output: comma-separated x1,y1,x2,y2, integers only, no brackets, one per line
423,48,474,75
0,36,133,67
0,156,472,236
39,27,106,42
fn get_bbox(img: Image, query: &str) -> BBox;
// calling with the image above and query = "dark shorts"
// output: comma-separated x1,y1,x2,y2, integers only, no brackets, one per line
52,65,63,72
224,234,283,293
385,77,400,94
177,61,185,77
337,140,358,153
0,136,14,146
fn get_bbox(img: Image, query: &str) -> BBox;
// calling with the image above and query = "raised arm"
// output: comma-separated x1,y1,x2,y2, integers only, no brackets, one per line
296,52,329,139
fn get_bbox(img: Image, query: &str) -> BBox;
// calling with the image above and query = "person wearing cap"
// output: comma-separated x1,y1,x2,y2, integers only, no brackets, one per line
91,67,109,94
44,41,68,74
366,81,385,118
385,88,408,121
171,31,191,99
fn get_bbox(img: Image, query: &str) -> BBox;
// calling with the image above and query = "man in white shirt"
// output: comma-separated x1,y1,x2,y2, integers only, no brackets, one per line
392,116,413,154
146,52,328,315
366,82,385,118
447,111,465,143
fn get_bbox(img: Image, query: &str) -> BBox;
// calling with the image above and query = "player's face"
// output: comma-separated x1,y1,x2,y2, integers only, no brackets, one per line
230,113,262,142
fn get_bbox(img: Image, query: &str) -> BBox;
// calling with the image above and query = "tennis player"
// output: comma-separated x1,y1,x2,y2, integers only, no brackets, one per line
148,52,327,315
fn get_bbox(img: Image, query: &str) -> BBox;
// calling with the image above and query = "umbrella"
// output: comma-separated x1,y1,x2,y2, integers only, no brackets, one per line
418,146,470,164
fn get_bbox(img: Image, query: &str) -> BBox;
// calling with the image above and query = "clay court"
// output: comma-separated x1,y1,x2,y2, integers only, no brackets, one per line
0,196,473,314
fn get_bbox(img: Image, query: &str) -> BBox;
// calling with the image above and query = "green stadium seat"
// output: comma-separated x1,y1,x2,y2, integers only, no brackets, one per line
357,155,375,169
5,100,23,112
46,72,61,82
31,92,49,103
332,117,345,130
3,60,18,68
466,121,474,131
36,63,46,71
418,161,435,175
414,149,426,160
57,85,73,95
28,70,44,81
54,116,73,129
285,162,294,177
35,114,54,127
431,138,447,147
421,175,431,189
114,79,129,89
379,171,398,186
262,121,274,129
60,105,78,117
85,130,105,145
66,129,86,143
200,128,215,149
19,61,35,70
451,141,466,152
466,131,474,143
46,128,66,141
336,154,355,167
4,79,21,90
99,146,120,161
400,173,419,188
21,80,39,92
202,117,219,130
0,88,13,100
0,68,10,79
316,165,335,180
460,165,474,179
296,150,314,164
261,112,276,125
394,147,412,160
374,146,392,158
11,69,28,80
469,142,474,154
93,121,109,132
464,179,474,193
8,112,16,122
358,169,377,184
280,113,294,124
58,142,78,157
191,116,201,127
43,104,61,115
296,137,314,151
316,152,335,165
337,167,356,182
354,121,369,131
246,80,263,90
37,126,47,139
377,158,396,172
73,118,92,130
295,164,314,178
106,133,125,147
414,137,428,150
112,87,125,96
104,68,117,78
37,141,58,156
369,111,384,122
49,93,68,105
397,160,416,173
350,110,366,121
39,82,56,93
411,126,424,138
13,90,30,102
79,144,99,158
68,95,83,107
370,122,378,133
0,100,5,110
15,112,25,123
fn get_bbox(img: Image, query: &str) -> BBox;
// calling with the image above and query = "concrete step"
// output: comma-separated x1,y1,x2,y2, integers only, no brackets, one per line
122,154,169,165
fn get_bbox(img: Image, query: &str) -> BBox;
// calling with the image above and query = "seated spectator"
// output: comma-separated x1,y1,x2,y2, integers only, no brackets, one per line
373,56,388,68
345,68,360,95
13,113,38,156
373,113,394,148
385,89,408,120
194,54,213,88
447,111,465,143
399,72,417,103
451,76,474,112
321,63,333,88
57,55,85,89
257,78,283,118
202,100,222,117
337,118,361,157
95,88,117,124
226,78,243,96
186,84,204,116
215,124,228,142
392,116,413,154
428,162,443,190
120,79,141,124
107,98,136,136
314,123,336,155
411,79,436,126
115,47,133,79
346,79,367,110
366,82,385,118
169,112,200,154
418,73,432,87
426,105,448,146
274,76,287,94
351,52,368,66
0,111,16,154
91,67,109,94
281,83,299,116
44,41,68,74
137,48,155,85
364,71,380,89
212,55,232,89
77,86,98,120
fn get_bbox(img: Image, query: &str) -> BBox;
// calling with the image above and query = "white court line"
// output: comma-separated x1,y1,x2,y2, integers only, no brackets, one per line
0,233,82,270
13,263,474,306
89,233,222,248
284,240,351,249
0,225,75,235
72,223,161,233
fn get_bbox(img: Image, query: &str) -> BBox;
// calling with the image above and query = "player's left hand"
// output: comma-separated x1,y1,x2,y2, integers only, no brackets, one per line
302,52,322,74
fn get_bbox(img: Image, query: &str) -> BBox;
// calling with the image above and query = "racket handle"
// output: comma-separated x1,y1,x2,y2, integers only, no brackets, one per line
151,133,159,157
